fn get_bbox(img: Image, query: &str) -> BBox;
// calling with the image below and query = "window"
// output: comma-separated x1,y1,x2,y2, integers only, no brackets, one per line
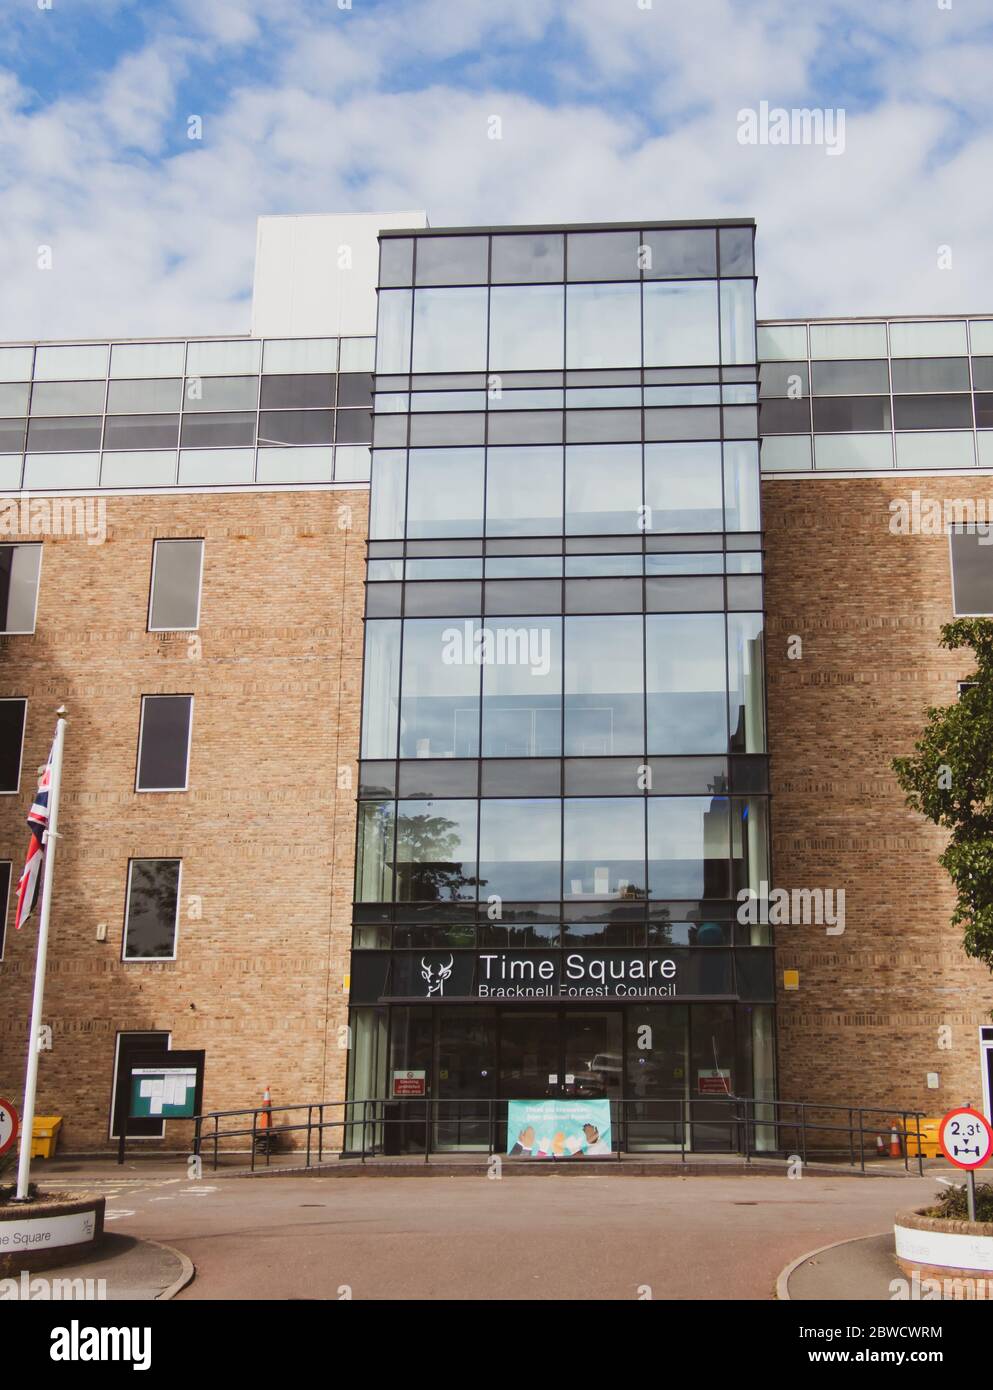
103,415,181,450
361,621,401,760
478,799,561,899
412,288,488,372
648,796,730,898
950,526,993,615
567,231,642,281
728,613,766,752
642,228,717,279
486,446,563,535
647,614,727,753
645,442,723,531
399,618,481,759
563,798,645,898
406,448,484,538
123,858,181,960
566,284,641,368
0,699,26,792
643,282,720,367
26,416,103,451
566,443,641,533
0,544,42,633
106,379,183,413
136,695,193,791
564,615,644,755
0,861,10,959
29,381,106,415
179,412,256,448
259,410,333,446
489,286,565,370
259,374,334,409
810,360,888,396
395,799,478,901
490,233,564,284
414,236,489,286
148,539,203,631
482,617,562,757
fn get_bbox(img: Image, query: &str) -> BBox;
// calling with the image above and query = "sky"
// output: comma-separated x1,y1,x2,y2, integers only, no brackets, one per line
1,0,991,340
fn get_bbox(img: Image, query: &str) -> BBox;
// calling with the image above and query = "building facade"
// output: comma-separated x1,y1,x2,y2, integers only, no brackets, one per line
0,213,990,1153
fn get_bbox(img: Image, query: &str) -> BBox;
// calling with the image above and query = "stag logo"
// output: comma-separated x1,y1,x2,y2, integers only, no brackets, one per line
421,955,454,997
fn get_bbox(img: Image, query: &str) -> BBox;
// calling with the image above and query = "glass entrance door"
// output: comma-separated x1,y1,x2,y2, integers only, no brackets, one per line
434,1007,496,1151
562,1012,623,1101
499,1010,560,1098
624,1004,689,1150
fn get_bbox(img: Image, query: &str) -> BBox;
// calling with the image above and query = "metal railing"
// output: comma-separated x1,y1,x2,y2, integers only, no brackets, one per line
191,1095,928,1174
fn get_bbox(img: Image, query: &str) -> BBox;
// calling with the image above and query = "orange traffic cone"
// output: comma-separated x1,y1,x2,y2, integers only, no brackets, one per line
260,1087,273,1131
876,1134,886,1157
889,1124,901,1158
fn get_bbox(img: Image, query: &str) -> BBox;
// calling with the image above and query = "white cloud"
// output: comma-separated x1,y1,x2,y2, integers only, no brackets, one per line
0,0,991,339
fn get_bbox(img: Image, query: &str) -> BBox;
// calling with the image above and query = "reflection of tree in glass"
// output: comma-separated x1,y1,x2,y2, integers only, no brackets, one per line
648,904,672,944
128,859,180,956
396,813,485,901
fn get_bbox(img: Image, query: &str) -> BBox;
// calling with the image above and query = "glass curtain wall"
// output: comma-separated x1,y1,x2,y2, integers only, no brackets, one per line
352,223,773,1151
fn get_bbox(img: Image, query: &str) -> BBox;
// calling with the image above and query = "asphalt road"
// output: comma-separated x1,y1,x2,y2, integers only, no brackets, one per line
50,1162,942,1300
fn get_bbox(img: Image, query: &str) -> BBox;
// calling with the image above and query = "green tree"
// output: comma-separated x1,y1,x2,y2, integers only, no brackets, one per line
892,618,993,972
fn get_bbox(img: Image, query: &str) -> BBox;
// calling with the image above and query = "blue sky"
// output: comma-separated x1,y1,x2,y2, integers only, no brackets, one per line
1,0,992,338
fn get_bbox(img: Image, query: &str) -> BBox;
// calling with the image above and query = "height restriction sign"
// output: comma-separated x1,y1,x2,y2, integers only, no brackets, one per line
938,1106,993,1170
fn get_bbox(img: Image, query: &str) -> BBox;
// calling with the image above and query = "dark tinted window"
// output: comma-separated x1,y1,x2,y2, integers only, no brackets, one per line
759,399,811,433
258,410,333,446
26,417,102,451
137,695,192,791
337,373,374,407
812,396,892,431
892,394,972,430
972,359,993,391
0,419,26,452
124,859,181,959
259,374,334,409
334,409,373,444
0,699,26,792
103,415,180,450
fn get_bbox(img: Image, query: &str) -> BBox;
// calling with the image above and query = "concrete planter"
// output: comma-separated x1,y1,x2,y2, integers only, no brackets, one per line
894,1208,993,1281
0,1195,105,1276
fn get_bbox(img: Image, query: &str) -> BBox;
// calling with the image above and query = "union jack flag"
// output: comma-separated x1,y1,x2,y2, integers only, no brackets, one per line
14,739,54,930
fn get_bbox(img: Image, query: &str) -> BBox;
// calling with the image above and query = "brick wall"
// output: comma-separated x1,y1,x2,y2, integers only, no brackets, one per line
0,488,367,1151
763,474,993,1119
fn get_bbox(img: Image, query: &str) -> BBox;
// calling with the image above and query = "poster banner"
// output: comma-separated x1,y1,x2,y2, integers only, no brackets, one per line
507,1098,612,1158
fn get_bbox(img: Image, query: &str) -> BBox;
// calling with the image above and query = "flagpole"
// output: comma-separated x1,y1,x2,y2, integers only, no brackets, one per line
14,706,68,1202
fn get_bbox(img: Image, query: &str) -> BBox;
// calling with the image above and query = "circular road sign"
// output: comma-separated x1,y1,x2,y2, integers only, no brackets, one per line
0,1097,18,1157
938,1106,993,1171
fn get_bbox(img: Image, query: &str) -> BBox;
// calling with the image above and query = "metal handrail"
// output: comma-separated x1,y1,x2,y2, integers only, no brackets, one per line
189,1094,928,1174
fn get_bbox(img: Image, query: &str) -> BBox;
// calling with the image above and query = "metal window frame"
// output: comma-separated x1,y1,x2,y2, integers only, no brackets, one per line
135,693,194,793
121,856,183,963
